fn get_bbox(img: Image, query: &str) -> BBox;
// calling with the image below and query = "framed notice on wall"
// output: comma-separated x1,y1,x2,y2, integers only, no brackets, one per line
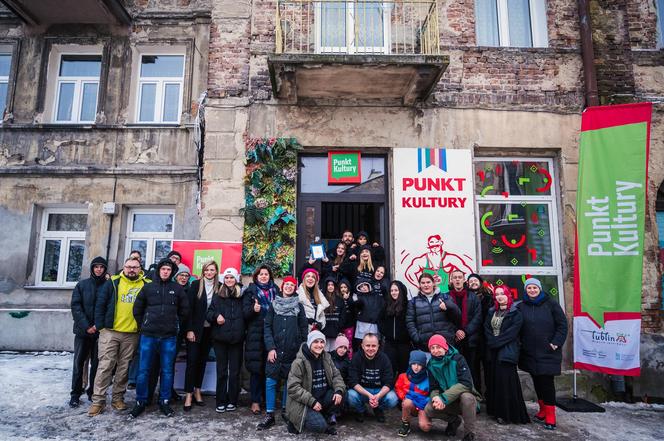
328,151,361,184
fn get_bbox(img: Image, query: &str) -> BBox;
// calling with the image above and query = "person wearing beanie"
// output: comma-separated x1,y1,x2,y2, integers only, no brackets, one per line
257,276,308,430
174,264,192,287
69,256,108,408
296,268,329,333
517,277,567,430
285,331,346,435
395,350,432,436
425,334,481,441
466,273,493,395
329,334,351,387
321,276,347,350
243,264,280,414
483,285,529,425
379,280,411,377
167,250,182,266
130,258,189,418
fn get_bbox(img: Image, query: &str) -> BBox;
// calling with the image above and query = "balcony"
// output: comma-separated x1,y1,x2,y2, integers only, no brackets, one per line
0,0,131,26
268,0,448,105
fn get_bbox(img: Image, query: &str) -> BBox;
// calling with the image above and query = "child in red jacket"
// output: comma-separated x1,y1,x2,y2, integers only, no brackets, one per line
394,350,431,436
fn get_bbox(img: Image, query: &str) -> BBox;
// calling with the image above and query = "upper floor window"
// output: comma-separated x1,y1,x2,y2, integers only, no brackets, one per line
0,53,11,114
316,2,390,54
37,209,87,287
137,55,184,123
475,0,548,47
54,54,102,123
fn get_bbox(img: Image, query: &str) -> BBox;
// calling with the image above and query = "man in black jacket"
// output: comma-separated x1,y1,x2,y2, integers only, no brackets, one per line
129,258,189,418
69,256,107,408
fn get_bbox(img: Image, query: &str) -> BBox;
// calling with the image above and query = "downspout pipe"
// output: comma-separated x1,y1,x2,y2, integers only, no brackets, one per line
578,0,600,107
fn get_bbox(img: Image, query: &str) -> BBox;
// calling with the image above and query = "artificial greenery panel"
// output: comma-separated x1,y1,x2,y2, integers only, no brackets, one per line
241,137,301,276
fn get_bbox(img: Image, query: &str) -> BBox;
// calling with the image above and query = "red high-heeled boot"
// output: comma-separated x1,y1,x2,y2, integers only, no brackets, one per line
544,405,557,430
534,400,545,422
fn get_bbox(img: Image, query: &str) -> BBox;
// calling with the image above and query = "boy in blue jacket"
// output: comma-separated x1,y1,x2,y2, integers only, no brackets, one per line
395,350,431,436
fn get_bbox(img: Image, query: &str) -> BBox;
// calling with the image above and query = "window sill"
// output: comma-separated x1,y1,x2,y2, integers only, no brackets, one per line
23,285,75,290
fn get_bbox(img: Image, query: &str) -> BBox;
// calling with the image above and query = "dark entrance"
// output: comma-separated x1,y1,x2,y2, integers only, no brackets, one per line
296,154,389,273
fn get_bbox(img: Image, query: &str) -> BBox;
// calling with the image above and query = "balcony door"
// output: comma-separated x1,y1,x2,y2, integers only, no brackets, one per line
315,1,390,54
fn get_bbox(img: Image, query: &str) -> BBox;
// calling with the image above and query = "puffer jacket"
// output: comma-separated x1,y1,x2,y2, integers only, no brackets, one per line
243,282,280,374
133,275,189,338
406,290,460,351
353,290,385,325
286,344,346,433
70,256,108,337
206,289,248,345
483,303,522,365
263,296,308,380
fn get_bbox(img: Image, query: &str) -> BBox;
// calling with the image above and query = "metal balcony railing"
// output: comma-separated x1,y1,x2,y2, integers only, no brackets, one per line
275,0,440,56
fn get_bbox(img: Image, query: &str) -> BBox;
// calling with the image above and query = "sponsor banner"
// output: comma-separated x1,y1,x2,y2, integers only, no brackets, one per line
574,102,651,376
328,150,361,184
393,148,477,295
171,240,242,277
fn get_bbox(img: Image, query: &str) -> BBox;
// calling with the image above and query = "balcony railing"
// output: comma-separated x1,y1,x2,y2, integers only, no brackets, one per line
275,0,440,56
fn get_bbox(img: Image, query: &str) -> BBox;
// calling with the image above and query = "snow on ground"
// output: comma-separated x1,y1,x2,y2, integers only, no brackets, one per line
0,352,661,441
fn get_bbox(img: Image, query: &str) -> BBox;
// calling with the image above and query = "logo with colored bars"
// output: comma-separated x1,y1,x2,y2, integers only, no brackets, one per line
417,148,447,173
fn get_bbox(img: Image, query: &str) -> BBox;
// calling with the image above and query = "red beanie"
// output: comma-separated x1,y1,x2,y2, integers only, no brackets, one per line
301,268,319,282
428,334,449,351
281,276,298,291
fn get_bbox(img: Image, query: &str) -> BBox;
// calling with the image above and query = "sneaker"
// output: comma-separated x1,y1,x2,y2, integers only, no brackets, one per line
226,404,237,412
69,396,80,408
215,405,226,413
111,400,128,411
256,413,275,430
87,403,105,417
129,402,146,419
462,432,476,441
374,408,386,423
444,416,462,436
159,401,175,417
398,421,411,437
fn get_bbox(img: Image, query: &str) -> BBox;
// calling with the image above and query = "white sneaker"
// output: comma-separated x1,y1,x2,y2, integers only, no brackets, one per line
215,405,226,413
226,404,236,411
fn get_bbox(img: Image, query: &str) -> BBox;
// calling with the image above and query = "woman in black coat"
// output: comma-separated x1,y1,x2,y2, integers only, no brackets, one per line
243,264,281,414
378,280,411,377
321,276,347,350
484,285,529,425
183,260,219,410
206,267,248,413
517,278,568,430
256,276,308,430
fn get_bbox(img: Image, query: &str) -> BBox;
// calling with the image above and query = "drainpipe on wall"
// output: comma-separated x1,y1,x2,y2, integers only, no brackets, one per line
578,0,600,107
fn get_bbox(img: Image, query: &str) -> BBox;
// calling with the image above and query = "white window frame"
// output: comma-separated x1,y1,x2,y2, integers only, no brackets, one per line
473,156,564,309
35,208,87,287
315,1,391,54
125,208,175,268
478,0,548,48
135,54,185,124
52,53,101,124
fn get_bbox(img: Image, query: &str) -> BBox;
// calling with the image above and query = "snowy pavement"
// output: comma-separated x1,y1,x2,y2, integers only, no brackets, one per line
0,352,661,441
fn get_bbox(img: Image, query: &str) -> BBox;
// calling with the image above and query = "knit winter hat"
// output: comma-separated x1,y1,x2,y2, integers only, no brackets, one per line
467,273,483,285
408,350,428,368
221,267,240,282
524,277,542,291
301,268,319,282
175,264,191,278
281,275,298,291
333,334,350,351
307,330,326,348
356,231,369,240
428,334,449,351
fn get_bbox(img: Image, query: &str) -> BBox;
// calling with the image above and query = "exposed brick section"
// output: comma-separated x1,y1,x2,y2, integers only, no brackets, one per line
208,17,251,98
440,0,476,46
625,0,659,49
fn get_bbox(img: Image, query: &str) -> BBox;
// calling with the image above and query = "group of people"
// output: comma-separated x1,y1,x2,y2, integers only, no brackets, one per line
69,230,568,440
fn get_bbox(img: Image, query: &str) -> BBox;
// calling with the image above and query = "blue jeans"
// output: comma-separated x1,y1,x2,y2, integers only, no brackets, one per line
265,377,288,413
136,335,177,403
346,388,399,413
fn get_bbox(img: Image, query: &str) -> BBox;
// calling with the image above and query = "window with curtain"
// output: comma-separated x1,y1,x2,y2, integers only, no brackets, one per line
475,0,548,47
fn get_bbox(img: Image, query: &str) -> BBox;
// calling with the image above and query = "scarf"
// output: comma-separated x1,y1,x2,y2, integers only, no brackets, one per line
407,366,428,385
427,346,459,392
255,281,278,317
450,288,469,329
271,295,301,316
523,291,547,305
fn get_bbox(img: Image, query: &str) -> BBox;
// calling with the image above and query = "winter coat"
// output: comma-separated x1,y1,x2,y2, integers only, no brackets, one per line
449,289,483,348
243,283,280,374
206,290,249,345
133,278,189,338
395,372,430,410
321,256,351,285
379,304,410,344
348,349,394,389
353,291,385,325
95,272,150,331
296,285,330,331
483,304,523,365
470,288,494,359
321,295,347,338
330,350,351,384
427,348,480,405
70,258,107,337
517,295,568,376
286,344,346,433
185,279,213,339
405,291,461,351
263,297,308,379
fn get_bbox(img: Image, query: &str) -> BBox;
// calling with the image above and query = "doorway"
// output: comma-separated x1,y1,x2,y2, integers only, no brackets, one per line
296,154,389,273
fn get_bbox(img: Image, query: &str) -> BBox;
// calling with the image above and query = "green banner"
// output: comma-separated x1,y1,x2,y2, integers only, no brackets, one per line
577,122,647,326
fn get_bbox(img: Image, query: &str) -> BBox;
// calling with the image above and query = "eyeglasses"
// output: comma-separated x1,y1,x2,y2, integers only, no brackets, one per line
124,266,140,270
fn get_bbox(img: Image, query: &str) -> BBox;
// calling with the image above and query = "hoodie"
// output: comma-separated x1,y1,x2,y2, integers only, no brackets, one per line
70,256,108,337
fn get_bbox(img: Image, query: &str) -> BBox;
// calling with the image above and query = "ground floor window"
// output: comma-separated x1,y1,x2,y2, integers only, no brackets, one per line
473,157,563,303
36,208,87,287
125,208,174,268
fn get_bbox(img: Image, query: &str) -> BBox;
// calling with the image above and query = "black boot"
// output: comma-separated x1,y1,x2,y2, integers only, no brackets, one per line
69,396,80,408
159,400,175,417
257,413,275,430
444,416,462,436
129,401,146,419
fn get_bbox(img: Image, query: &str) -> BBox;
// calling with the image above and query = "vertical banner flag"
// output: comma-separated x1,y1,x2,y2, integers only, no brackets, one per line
171,240,242,277
394,148,477,297
574,103,651,376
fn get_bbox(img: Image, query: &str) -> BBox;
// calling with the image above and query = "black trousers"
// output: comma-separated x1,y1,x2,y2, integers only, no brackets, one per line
531,374,556,405
383,340,411,379
184,327,213,393
71,335,98,398
458,341,481,391
213,341,244,406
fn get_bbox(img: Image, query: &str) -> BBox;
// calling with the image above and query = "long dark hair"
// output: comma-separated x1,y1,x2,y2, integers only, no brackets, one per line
385,280,408,316
324,278,338,313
